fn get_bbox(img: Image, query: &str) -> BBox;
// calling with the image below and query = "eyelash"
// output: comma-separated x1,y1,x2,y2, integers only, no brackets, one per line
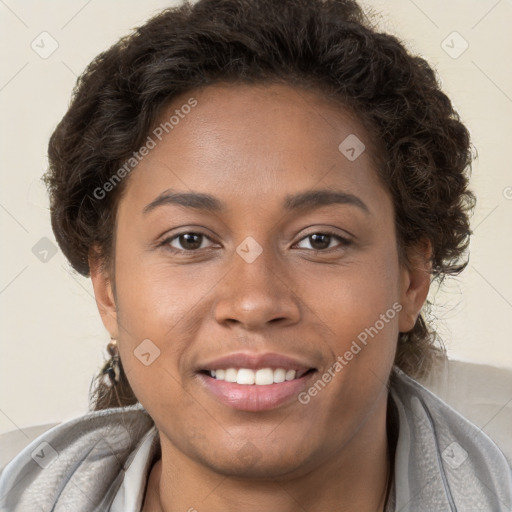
158,229,352,254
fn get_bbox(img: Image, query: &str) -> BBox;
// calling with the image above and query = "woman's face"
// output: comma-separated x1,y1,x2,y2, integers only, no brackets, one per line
92,83,429,479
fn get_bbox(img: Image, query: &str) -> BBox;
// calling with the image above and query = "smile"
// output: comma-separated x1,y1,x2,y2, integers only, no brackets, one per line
207,367,311,385
198,367,317,412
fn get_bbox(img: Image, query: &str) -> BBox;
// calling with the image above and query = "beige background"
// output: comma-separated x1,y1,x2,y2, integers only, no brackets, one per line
0,0,511,435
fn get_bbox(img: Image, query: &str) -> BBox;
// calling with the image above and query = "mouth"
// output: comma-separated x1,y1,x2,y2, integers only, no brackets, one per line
196,352,318,411
199,367,315,384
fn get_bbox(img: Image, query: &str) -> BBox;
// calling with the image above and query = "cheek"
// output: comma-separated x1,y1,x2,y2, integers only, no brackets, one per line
114,247,213,338
297,246,401,409
112,250,200,398
112,256,230,452
299,247,401,345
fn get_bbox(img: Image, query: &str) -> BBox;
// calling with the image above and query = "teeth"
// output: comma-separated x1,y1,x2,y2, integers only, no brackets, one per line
237,368,255,385
209,367,298,385
225,368,238,383
286,369,298,381
273,368,286,383
255,368,274,385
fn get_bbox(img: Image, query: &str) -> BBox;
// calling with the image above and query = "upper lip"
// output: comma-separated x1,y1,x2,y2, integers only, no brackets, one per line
197,352,316,377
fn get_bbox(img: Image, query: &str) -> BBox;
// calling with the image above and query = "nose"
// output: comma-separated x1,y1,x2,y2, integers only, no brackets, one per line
213,244,301,331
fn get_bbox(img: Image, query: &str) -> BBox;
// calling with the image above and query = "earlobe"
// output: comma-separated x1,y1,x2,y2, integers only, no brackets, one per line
89,246,118,337
398,239,432,333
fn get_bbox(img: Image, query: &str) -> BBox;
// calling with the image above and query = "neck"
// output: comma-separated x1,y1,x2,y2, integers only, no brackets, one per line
143,392,392,512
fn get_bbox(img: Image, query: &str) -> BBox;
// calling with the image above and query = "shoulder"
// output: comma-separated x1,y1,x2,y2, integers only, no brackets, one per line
0,403,155,512
389,367,512,510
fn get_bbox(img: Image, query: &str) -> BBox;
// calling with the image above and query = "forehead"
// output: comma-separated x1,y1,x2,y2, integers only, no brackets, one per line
118,82,387,215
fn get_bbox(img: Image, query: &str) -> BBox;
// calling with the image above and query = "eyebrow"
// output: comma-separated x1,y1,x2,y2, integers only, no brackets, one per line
143,188,370,215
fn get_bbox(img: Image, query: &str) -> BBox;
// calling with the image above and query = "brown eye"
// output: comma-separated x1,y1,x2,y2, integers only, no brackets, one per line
308,233,331,250
295,232,351,251
177,233,203,250
164,232,213,252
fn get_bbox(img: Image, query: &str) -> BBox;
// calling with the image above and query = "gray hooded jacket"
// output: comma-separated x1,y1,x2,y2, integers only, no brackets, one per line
1,369,511,511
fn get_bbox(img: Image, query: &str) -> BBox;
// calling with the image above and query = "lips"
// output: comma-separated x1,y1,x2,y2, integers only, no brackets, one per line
196,352,317,411
197,351,315,374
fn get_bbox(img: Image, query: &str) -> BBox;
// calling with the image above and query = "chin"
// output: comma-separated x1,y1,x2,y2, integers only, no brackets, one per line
196,443,317,481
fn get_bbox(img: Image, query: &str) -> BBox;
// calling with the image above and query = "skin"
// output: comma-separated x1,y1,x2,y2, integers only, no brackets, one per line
90,83,431,512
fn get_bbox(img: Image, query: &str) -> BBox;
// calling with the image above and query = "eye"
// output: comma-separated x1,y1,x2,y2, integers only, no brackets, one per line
162,232,215,252
295,231,351,251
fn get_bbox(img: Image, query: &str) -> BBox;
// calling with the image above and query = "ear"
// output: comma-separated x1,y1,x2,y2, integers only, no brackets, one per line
89,245,118,338
398,239,432,333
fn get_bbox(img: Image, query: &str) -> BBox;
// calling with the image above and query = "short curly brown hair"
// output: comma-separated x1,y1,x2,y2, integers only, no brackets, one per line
44,0,475,410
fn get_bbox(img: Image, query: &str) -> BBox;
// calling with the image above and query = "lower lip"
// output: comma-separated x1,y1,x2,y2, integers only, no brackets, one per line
197,372,316,411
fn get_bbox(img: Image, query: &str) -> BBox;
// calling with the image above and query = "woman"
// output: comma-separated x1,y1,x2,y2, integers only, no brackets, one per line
1,0,511,510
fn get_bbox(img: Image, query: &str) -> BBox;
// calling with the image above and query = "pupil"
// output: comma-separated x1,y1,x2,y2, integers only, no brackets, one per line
180,233,202,250
310,233,330,250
